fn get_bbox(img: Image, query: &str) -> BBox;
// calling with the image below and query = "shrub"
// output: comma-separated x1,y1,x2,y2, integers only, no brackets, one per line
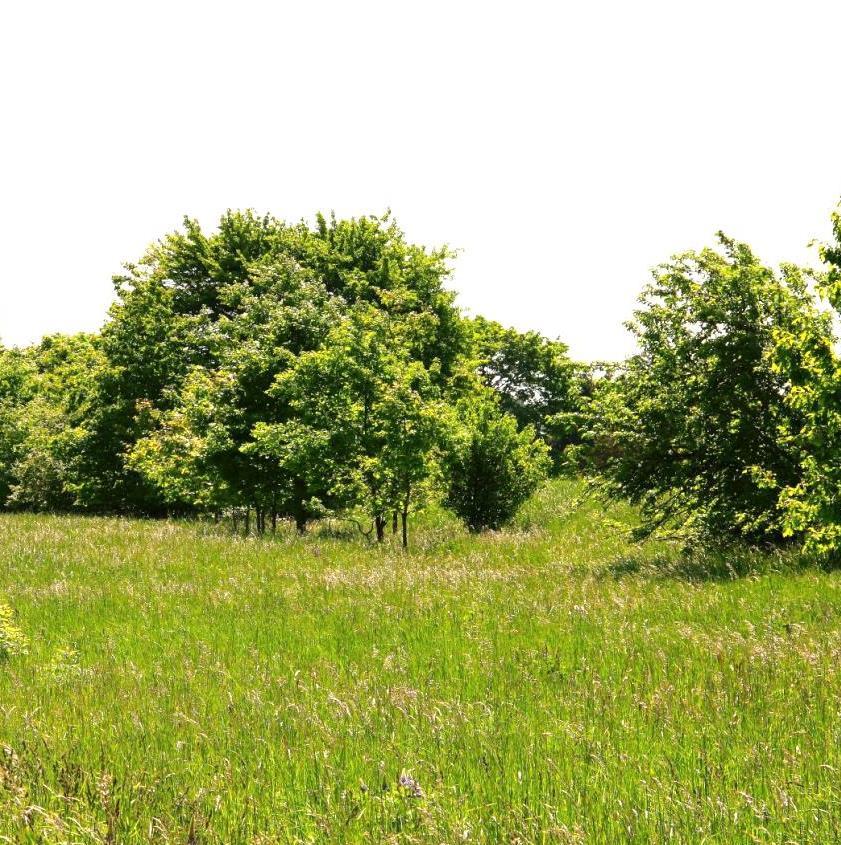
443,395,550,531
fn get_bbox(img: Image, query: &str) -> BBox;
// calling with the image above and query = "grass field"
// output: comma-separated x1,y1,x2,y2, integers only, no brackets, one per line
1,480,840,843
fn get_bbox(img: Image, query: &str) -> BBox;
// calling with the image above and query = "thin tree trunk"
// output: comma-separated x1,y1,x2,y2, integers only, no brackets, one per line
244,507,250,537
392,511,398,534
293,477,308,535
375,515,386,542
401,489,411,550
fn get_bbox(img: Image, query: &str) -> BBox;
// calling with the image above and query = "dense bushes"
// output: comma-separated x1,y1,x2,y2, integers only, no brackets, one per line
580,220,841,556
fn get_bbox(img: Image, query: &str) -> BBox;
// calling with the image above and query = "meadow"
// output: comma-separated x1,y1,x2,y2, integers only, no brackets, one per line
0,480,840,844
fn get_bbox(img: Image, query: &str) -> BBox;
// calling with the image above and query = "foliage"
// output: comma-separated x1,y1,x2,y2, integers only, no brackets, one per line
128,256,343,525
470,316,583,469
774,206,841,556
261,304,449,543
15,206,841,551
442,390,550,531
589,233,827,546
127,371,236,512
0,346,37,505
80,210,466,515
0,211,584,536
0,335,103,511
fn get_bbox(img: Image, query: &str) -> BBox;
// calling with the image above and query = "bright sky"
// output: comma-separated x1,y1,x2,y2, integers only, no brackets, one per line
2,1,840,362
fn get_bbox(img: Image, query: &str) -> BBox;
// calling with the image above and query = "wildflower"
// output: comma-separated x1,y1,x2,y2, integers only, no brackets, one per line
0,602,27,660
398,772,423,798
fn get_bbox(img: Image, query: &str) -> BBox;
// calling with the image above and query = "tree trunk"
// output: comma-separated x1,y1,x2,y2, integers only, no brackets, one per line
401,489,411,550
244,507,250,537
293,477,308,535
375,515,386,542
392,511,398,534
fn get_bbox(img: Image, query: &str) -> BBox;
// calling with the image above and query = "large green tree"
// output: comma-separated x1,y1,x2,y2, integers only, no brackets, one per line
591,233,826,546
80,210,466,514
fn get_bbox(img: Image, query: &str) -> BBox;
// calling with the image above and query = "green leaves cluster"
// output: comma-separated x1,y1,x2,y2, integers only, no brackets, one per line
443,393,550,531
772,207,841,557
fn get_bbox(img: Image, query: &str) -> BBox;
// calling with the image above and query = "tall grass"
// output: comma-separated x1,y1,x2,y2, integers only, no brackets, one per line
0,479,838,843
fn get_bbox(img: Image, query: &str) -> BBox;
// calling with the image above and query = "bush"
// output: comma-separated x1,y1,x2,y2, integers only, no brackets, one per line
443,396,550,531
775,205,841,557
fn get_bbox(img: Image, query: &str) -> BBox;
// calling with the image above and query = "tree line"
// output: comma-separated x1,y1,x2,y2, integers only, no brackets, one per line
5,205,841,557
0,212,581,546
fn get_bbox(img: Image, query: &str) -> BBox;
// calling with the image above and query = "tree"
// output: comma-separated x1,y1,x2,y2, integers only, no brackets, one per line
129,256,343,530
261,304,447,545
591,233,825,545
2,334,103,511
86,210,466,514
442,391,550,531
0,345,37,506
470,317,582,468
774,205,841,556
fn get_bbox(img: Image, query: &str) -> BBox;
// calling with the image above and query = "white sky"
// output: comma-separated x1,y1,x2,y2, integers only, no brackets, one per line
1,0,840,362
